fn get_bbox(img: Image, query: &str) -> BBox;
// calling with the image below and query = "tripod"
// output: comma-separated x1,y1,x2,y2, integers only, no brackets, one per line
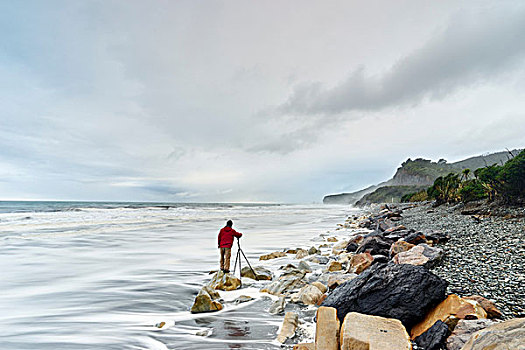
232,238,258,285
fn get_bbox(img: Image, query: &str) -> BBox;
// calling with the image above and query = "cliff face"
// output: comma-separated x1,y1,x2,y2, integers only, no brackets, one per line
389,158,454,186
323,158,451,204
390,170,434,186
323,149,522,205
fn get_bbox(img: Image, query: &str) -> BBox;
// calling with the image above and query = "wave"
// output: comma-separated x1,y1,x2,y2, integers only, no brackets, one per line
0,201,283,215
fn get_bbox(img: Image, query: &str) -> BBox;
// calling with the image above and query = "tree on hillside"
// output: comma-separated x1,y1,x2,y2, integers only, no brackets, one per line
461,168,471,181
474,165,502,201
497,149,525,202
427,173,461,204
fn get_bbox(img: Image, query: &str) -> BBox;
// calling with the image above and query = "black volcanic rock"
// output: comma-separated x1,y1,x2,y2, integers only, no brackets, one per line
345,242,358,252
404,231,427,245
424,230,451,243
321,263,448,329
414,320,450,350
355,236,392,256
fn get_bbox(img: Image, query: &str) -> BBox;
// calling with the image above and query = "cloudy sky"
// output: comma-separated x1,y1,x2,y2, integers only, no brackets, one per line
1,1,524,203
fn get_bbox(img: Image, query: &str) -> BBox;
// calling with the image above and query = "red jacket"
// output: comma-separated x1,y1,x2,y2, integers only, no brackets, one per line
218,226,242,248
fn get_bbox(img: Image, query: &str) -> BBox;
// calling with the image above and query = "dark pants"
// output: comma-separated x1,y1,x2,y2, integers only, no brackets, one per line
220,247,231,271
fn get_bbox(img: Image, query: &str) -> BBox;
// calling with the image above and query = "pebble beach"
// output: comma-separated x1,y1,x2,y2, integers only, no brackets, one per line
400,203,525,320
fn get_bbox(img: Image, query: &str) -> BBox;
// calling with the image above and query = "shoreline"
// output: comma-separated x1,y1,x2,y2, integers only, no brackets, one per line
192,201,524,349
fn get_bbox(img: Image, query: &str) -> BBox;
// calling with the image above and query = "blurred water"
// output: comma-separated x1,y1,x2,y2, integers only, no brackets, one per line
0,202,357,349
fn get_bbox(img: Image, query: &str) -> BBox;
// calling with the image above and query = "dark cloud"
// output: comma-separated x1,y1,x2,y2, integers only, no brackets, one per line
279,7,525,115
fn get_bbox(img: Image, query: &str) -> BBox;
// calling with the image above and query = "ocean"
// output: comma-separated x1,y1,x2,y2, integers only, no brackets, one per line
0,201,357,349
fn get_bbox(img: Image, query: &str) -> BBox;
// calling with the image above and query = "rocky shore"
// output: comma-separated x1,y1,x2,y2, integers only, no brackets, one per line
189,202,524,349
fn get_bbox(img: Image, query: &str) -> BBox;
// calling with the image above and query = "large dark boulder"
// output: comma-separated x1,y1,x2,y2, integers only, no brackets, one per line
355,235,392,256
321,263,448,330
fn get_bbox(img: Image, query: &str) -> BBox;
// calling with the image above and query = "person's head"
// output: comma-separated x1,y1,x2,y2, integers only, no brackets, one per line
226,220,233,227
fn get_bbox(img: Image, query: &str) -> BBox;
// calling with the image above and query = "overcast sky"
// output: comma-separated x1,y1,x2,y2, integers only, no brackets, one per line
1,1,524,203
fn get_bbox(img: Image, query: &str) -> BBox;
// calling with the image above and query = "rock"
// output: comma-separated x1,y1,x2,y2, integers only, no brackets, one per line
326,261,343,272
384,229,411,241
297,260,312,273
208,271,241,291
388,210,403,219
356,236,392,256
316,293,328,306
348,252,374,274
311,281,328,294
461,317,525,350
315,307,340,350
308,255,329,264
377,218,395,232
411,294,488,339
196,329,211,336
233,295,254,304
346,235,364,249
340,312,411,350
190,286,224,313
389,240,415,258
277,312,299,343
404,231,427,245
327,237,338,242
293,343,314,350
358,218,372,228
325,273,357,290
260,251,286,260
260,270,306,296
308,246,319,255
332,240,350,255
393,243,443,268
296,249,308,259
322,263,448,329
156,321,166,328
345,242,359,252
461,208,481,215
351,234,366,243
463,295,502,319
280,263,297,270
370,254,389,265
286,249,298,254
202,285,220,299
414,320,450,350
269,296,286,315
424,230,450,243
241,266,273,280
384,225,407,233
291,284,324,305
336,253,352,265
445,319,499,350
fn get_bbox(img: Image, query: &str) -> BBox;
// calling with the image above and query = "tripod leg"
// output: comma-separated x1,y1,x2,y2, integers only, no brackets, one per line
237,246,242,287
239,248,259,281
233,248,240,274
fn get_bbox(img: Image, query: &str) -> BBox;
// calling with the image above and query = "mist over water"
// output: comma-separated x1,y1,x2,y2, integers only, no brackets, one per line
0,202,357,349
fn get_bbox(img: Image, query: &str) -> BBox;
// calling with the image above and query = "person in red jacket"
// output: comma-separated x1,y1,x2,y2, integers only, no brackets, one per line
218,220,242,273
